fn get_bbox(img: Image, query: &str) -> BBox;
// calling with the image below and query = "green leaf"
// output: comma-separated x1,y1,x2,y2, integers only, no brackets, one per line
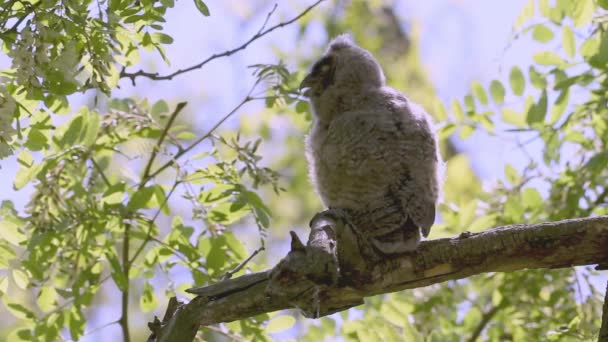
151,100,170,117
471,82,488,105
0,220,26,245
105,249,128,291
267,315,296,334
600,0,608,10
295,100,308,114
528,66,547,89
585,151,608,174
37,286,58,312
514,0,535,29
25,129,48,151
533,51,565,66
463,94,475,113
489,80,505,104
193,0,210,16
69,307,85,340
0,276,7,295
504,164,520,185
128,185,165,211
526,89,548,125
532,24,554,42
152,32,173,44
433,100,447,121
572,0,594,27
509,66,525,96
223,232,247,259
4,301,35,320
550,89,569,124
459,125,475,139
522,188,543,209
13,163,42,190
140,282,158,312
12,269,28,290
450,99,464,120
562,26,575,58
175,131,195,140
502,108,526,127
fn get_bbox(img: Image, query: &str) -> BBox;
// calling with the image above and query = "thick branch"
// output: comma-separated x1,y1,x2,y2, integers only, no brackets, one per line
148,215,608,341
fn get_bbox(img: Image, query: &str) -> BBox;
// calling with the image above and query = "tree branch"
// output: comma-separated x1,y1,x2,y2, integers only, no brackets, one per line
120,0,325,83
148,215,608,341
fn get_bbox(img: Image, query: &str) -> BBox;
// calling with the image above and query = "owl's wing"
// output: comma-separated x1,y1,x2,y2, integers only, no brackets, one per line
326,104,439,240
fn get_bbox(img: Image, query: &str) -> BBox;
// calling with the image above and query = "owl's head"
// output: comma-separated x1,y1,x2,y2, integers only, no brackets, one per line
300,34,385,98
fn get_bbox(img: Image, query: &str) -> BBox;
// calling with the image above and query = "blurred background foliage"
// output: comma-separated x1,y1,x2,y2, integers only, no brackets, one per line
0,0,607,341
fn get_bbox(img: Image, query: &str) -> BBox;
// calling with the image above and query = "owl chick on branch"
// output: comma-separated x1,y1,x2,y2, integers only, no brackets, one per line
301,34,443,256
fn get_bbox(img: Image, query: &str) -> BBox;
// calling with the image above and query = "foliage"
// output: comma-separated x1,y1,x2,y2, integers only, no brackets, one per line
0,0,606,341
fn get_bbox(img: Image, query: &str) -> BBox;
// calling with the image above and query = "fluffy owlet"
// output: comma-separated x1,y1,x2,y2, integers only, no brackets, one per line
301,34,442,254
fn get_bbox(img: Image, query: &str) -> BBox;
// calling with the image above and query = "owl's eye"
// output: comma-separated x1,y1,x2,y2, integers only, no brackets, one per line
312,55,334,75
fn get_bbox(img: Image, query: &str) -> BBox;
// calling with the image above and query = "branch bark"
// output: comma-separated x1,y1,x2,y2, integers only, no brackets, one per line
147,215,608,341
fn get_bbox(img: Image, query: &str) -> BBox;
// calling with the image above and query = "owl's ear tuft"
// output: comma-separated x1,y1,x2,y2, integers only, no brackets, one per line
329,33,355,51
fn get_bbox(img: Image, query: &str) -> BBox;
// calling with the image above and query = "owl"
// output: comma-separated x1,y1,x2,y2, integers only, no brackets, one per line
301,34,442,254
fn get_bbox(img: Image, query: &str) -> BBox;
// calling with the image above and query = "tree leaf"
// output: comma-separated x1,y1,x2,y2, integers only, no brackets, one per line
140,282,158,312
509,66,525,96
489,80,505,104
471,82,488,105
37,286,58,312
193,0,210,16
267,315,296,334
12,269,28,290
533,51,565,66
450,99,464,120
529,66,547,89
527,89,548,125
572,0,594,27
504,164,520,185
562,26,575,58
0,220,26,245
532,24,554,42
152,32,173,44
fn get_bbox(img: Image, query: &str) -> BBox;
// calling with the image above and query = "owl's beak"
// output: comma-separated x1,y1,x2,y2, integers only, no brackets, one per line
299,73,314,97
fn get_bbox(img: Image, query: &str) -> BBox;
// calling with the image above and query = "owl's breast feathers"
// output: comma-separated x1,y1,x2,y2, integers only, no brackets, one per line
306,88,439,253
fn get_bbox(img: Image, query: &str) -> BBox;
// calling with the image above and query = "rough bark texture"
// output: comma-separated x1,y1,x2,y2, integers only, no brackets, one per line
147,214,608,341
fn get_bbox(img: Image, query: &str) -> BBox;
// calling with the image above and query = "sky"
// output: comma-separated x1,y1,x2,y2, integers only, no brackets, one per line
1,0,605,340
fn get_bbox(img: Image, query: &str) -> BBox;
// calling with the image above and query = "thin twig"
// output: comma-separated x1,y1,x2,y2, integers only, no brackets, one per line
221,246,266,281
119,0,325,83
83,320,120,337
90,157,111,188
141,82,260,185
140,102,187,183
467,302,504,342
128,179,180,267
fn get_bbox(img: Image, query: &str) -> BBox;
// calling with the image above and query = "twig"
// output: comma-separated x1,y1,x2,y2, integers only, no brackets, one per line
90,157,111,188
221,246,265,281
83,320,120,337
141,82,259,185
128,179,180,267
119,0,325,83
467,303,504,342
120,221,133,342
140,102,187,183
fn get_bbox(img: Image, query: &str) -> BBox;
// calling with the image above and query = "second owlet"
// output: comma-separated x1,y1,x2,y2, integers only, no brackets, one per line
301,34,442,254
